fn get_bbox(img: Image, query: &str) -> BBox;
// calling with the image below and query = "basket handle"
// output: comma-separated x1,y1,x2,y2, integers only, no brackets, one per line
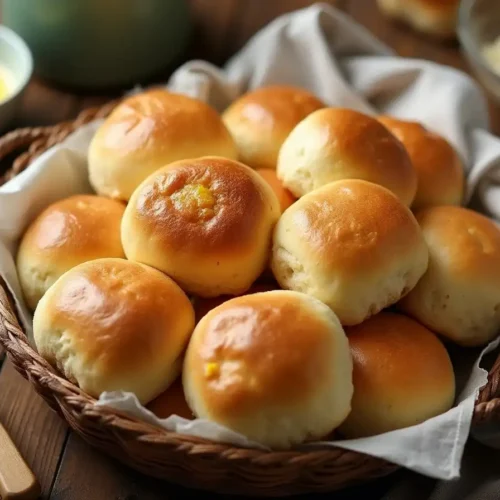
0,99,120,186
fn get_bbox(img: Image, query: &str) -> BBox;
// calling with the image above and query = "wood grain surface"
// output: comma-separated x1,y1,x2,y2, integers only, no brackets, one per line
1,1,499,499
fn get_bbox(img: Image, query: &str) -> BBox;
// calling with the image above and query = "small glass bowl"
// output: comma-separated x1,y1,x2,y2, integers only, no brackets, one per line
458,0,500,102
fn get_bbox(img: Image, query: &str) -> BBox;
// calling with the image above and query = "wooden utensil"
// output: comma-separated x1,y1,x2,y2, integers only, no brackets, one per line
0,422,40,499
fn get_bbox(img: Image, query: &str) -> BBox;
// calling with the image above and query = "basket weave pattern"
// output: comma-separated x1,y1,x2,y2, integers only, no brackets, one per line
1,103,500,496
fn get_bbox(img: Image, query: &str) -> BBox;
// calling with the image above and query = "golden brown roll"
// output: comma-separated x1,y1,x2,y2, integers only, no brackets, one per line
222,85,324,170
33,258,195,405
338,312,455,438
399,206,500,347
256,168,296,213
271,179,429,326
122,156,280,297
16,194,126,311
88,89,238,201
193,282,279,323
377,0,459,39
277,108,417,206
378,116,464,211
147,378,194,420
183,290,353,449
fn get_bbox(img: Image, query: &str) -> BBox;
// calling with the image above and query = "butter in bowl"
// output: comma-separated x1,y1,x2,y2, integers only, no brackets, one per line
0,25,32,131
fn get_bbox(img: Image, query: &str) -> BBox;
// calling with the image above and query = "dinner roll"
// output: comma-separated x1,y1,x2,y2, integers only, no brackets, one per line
277,108,417,205
88,89,238,201
147,378,194,420
338,312,455,438
271,179,428,326
16,194,126,311
122,156,280,297
377,0,459,39
399,206,500,347
222,85,324,170
183,290,353,449
378,116,464,210
33,258,195,405
256,168,296,213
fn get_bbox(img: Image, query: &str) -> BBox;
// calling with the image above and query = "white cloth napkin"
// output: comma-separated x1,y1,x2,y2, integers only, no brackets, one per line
1,1,500,482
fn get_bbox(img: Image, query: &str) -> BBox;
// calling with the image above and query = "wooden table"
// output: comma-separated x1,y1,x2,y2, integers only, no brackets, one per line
1,1,499,499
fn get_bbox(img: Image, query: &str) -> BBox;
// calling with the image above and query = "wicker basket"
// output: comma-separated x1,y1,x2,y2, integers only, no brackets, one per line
1,103,500,497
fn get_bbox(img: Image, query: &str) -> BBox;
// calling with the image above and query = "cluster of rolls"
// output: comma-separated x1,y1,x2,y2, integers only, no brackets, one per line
16,83,500,450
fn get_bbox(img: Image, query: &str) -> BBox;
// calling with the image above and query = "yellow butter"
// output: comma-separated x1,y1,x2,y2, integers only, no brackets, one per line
0,65,14,103
204,361,220,378
171,184,216,219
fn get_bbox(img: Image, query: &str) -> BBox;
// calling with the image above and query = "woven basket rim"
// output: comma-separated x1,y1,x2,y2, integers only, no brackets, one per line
1,100,500,491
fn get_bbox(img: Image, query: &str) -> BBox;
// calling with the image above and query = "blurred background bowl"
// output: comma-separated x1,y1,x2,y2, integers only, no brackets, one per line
0,25,32,132
1,0,192,91
458,0,500,103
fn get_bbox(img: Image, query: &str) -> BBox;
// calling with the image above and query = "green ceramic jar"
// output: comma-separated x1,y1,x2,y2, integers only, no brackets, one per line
2,0,192,89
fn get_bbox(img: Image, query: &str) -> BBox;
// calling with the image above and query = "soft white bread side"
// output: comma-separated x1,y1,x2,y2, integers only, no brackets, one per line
399,206,500,347
33,258,195,405
271,179,429,325
183,290,353,449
